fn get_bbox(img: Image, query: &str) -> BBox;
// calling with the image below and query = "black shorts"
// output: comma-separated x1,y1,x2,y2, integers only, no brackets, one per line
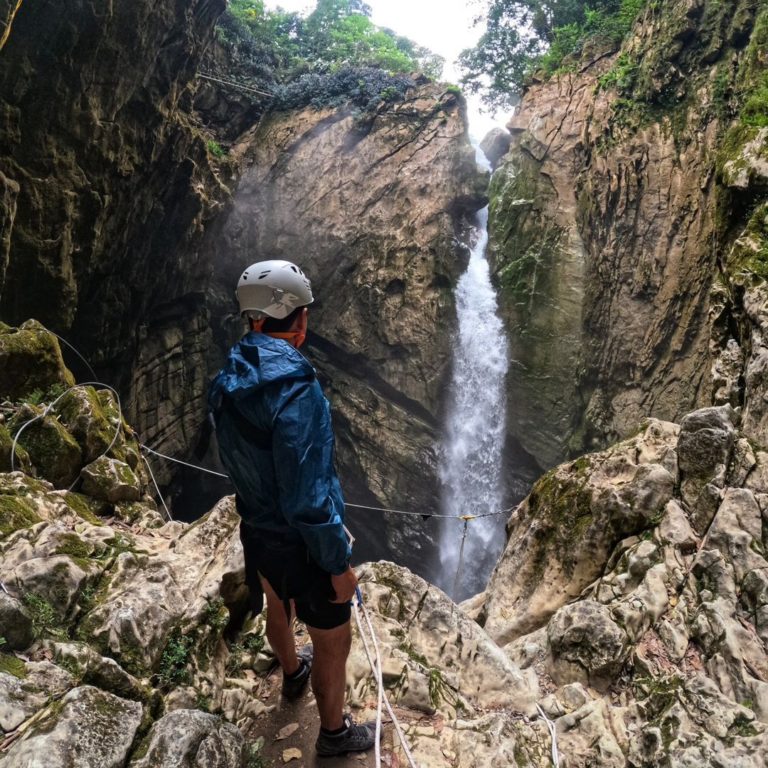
239,522,351,630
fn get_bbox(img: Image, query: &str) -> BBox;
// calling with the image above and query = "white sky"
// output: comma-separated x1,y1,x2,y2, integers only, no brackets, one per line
263,0,508,140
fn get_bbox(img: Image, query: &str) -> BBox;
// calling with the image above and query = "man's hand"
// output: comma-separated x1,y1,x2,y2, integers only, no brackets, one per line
330,566,358,604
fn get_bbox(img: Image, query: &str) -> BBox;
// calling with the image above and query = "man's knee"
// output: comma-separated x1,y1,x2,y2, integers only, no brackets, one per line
308,621,352,660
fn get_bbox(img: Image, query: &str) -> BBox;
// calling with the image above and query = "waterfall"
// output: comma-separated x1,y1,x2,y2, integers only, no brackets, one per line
438,148,510,601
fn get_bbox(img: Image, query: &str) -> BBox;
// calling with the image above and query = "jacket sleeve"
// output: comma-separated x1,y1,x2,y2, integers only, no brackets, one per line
270,378,351,575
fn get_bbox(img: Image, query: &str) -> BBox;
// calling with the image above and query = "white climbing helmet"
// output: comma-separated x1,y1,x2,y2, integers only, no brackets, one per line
235,260,314,320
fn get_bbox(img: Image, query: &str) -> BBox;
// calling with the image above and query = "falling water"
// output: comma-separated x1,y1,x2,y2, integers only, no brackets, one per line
438,147,510,601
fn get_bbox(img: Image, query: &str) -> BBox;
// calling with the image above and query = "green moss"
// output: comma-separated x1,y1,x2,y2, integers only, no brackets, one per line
0,321,75,402
55,533,94,568
0,494,41,538
634,674,683,724
0,652,27,678
728,714,759,740
62,492,105,525
724,203,768,282
22,593,64,639
15,416,82,488
54,387,124,464
739,8,768,127
0,421,31,473
527,467,594,578
206,139,226,158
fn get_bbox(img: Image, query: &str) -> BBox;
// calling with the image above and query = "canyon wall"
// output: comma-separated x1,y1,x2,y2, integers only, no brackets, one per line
0,0,230,479
201,88,487,565
489,0,765,470
0,1,491,565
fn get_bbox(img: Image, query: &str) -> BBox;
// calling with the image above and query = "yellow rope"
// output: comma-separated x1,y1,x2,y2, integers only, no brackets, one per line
0,0,24,51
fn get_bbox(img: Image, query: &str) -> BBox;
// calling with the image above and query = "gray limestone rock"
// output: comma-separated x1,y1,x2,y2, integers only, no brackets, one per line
677,405,737,479
547,600,629,690
1,685,142,767
80,456,142,503
479,127,512,170
0,592,34,651
129,709,244,768
0,661,74,733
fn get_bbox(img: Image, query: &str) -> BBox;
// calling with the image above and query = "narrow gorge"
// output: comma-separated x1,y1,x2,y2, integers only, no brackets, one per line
1,0,768,766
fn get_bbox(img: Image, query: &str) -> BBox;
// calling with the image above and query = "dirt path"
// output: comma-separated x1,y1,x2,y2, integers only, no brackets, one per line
243,639,399,768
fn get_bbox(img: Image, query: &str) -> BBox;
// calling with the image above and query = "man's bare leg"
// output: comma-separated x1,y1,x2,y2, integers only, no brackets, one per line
306,621,352,731
260,575,299,676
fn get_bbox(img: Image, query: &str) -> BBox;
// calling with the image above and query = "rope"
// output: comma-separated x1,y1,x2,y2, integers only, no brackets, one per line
451,519,470,600
353,588,420,768
50,331,98,381
0,0,23,51
141,452,173,522
130,447,512,522
535,704,560,767
197,72,274,98
10,381,123,491
140,444,229,478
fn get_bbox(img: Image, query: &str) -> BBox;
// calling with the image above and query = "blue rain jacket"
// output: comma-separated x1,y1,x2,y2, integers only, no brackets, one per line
208,332,351,575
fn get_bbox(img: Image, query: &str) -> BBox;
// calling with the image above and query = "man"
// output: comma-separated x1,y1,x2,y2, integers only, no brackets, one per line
208,259,375,757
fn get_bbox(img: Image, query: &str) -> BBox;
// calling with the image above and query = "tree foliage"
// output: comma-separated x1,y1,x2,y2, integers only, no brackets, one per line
459,0,647,110
219,0,444,90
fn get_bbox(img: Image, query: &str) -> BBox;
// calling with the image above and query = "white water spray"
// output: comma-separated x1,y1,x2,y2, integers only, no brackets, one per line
438,148,510,601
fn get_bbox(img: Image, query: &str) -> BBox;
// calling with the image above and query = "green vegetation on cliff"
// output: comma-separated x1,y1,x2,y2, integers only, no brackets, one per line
215,0,443,111
460,0,647,108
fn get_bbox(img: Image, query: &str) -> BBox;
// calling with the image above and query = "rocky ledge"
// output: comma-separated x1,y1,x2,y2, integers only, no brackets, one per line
1,322,767,767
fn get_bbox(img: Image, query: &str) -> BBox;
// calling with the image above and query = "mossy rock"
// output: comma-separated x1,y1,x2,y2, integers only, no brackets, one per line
0,652,27,679
61,491,108,524
0,421,31,474
14,413,83,488
0,493,42,538
0,320,75,402
54,387,124,464
80,456,141,503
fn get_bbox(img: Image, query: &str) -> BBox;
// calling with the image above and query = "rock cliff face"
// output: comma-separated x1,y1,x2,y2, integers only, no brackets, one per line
200,88,485,567
0,0,232,487
489,0,766,470
0,2,485,556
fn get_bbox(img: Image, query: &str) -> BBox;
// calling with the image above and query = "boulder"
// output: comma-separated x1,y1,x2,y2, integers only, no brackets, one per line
12,408,83,488
0,321,75,403
481,419,678,646
479,127,512,169
1,685,142,767
547,601,629,690
677,406,737,478
129,709,244,768
80,456,142,503
0,661,74,733
0,592,34,651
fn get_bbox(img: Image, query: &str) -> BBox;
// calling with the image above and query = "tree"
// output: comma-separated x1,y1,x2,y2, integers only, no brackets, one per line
459,0,644,110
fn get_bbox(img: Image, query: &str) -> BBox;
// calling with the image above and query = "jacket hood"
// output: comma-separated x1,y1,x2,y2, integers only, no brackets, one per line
210,332,315,404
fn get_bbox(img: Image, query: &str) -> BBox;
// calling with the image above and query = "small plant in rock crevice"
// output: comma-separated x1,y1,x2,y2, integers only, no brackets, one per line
156,628,194,689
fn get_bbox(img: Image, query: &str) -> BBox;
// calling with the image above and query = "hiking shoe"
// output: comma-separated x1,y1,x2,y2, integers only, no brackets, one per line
315,713,376,756
282,644,313,700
